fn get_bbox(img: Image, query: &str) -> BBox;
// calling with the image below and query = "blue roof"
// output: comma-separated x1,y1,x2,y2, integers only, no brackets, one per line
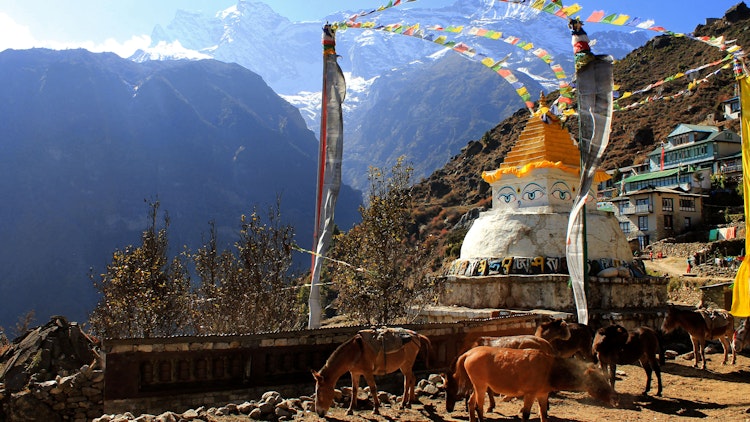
667,124,718,138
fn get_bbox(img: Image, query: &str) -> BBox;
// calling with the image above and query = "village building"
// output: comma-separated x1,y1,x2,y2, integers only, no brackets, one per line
602,123,741,248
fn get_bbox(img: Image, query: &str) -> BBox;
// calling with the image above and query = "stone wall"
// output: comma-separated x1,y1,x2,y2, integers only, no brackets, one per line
1,363,104,422
439,274,668,312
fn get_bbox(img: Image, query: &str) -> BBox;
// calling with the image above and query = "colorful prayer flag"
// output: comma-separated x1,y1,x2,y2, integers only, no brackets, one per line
732,74,750,317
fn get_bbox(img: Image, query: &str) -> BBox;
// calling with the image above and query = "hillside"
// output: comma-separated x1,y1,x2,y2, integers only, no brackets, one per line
409,2,750,271
0,49,363,328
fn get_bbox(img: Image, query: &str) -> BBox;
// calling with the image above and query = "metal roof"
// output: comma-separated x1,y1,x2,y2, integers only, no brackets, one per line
622,168,679,183
667,124,718,138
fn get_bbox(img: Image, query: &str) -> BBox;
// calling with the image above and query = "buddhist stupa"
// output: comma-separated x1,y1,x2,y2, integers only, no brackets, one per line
450,94,632,277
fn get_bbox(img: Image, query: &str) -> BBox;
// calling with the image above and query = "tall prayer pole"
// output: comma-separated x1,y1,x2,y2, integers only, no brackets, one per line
309,24,346,328
566,17,614,324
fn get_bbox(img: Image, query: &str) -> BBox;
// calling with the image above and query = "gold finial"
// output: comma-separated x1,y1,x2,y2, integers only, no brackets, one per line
538,91,547,109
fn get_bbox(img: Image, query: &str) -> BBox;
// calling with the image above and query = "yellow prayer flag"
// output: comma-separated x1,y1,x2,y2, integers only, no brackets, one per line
481,57,495,67
612,14,630,25
732,75,750,317
562,4,582,17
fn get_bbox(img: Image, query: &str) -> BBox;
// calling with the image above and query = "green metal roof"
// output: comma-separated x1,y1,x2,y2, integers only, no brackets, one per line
622,168,679,183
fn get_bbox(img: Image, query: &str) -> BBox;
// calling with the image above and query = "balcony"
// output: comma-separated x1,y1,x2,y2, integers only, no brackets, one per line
635,204,653,214
723,164,742,173
619,205,636,215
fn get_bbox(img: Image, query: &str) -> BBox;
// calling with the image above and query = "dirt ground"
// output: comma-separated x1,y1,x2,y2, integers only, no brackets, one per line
282,351,750,422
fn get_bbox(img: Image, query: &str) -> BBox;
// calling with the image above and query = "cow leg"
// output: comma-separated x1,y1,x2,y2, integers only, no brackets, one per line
607,363,617,390
347,373,359,415
469,390,485,422
729,334,737,365
690,337,701,368
362,373,381,415
486,389,496,413
653,358,663,396
537,394,550,422
400,368,414,408
640,358,653,395
719,336,732,365
520,395,535,422
699,339,707,370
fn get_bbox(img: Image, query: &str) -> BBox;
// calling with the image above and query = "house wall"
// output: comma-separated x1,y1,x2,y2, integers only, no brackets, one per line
613,192,702,245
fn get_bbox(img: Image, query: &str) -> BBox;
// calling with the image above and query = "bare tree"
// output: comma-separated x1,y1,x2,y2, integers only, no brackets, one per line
330,158,437,325
191,201,305,334
89,201,191,338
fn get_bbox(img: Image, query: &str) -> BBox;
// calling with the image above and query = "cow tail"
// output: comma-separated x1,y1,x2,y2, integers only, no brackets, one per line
418,334,433,368
455,353,470,397
657,331,666,366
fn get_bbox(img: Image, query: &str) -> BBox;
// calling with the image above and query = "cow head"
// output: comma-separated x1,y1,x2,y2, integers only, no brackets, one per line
312,369,334,416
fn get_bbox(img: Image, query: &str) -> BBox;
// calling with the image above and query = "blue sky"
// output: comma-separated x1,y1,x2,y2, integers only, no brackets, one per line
0,0,740,57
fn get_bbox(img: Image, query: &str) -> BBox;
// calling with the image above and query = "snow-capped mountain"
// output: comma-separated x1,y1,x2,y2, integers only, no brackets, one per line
132,0,651,190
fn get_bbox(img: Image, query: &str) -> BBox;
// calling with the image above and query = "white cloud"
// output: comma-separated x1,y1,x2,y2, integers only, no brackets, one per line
77,35,152,58
0,13,37,50
0,12,151,58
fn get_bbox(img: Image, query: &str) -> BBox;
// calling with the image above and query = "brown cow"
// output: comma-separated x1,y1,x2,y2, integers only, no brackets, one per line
446,335,557,413
592,324,663,396
446,347,616,422
535,317,572,343
548,321,596,362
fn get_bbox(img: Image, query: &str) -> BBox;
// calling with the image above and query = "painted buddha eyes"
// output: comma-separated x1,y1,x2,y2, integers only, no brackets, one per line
550,181,572,201
521,182,545,201
497,186,517,204
498,181,572,204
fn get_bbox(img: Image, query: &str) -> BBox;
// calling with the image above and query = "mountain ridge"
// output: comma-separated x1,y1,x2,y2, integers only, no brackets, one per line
0,48,361,328
132,0,651,191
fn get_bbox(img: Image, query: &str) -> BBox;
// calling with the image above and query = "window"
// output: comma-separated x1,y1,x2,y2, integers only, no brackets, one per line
685,217,691,229
638,235,650,249
680,198,696,211
638,216,649,231
619,222,630,234
662,198,673,211
664,215,673,230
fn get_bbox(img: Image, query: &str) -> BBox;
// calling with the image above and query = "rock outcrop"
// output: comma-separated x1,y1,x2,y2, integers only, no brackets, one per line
0,316,102,421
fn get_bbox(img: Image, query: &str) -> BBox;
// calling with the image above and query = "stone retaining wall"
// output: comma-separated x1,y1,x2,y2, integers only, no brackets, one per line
1,364,104,422
439,274,669,312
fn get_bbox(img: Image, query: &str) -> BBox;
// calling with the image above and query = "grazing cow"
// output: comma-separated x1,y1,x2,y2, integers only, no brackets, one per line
535,318,572,343
445,347,616,422
592,324,663,396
